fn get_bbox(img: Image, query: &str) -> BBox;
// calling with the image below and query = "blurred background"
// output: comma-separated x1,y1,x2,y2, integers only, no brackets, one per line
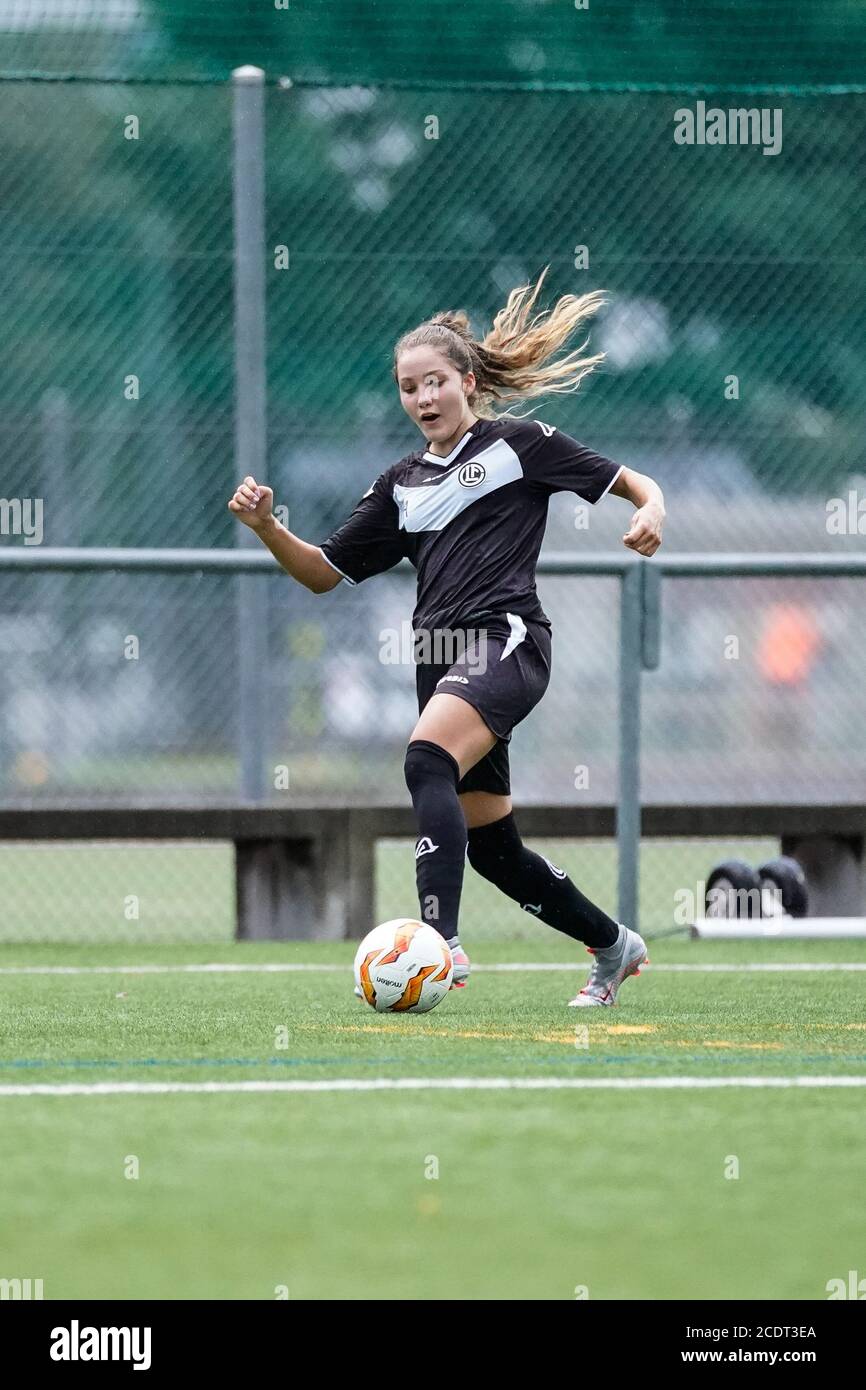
0,1,864,938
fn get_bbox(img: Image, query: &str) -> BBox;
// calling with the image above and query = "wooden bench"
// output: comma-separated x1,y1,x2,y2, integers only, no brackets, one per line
1,802,864,938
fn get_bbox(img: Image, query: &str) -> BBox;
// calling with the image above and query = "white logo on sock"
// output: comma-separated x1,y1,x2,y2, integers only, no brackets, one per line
522,903,542,915
542,856,566,879
415,837,439,860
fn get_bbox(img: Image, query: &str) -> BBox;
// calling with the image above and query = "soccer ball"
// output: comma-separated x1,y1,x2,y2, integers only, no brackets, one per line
354,919,453,1014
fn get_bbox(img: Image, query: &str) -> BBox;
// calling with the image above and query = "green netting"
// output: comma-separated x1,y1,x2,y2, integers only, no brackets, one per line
0,0,865,89
2,79,863,551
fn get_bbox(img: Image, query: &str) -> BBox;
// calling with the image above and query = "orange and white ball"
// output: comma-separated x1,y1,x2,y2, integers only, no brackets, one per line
354,919,453,1013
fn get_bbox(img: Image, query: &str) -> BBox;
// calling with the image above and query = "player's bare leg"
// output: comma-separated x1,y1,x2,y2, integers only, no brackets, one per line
410,691,498,777
459,790,512,829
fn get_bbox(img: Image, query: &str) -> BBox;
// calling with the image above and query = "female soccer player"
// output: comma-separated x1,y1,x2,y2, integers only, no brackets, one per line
228,268,664,1007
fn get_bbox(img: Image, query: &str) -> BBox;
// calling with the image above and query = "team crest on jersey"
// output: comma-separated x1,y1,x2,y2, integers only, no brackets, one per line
457,461,486,488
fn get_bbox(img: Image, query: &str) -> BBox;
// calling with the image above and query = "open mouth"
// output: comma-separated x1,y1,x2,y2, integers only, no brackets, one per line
421,413,440,425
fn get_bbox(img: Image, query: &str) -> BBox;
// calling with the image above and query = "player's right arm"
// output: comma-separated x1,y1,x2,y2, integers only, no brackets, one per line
228,475,342,593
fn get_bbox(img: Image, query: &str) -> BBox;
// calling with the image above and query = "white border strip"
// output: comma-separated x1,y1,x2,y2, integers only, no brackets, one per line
422,428,474,466
0,1076,864,1097
1,962,865,976
317,547,357,586
595,461,625,503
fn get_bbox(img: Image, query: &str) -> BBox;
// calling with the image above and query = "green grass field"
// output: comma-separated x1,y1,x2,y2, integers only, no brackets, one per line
1,928,865,1299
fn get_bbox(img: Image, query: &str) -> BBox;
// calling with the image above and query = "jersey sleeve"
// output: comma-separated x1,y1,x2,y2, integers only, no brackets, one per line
516,419,623,504
318,470,405,586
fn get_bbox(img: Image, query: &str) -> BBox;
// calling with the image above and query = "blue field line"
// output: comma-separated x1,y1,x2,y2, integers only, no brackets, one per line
2,1051,866,1073
0,1055,404,1070
530,1052,866,1068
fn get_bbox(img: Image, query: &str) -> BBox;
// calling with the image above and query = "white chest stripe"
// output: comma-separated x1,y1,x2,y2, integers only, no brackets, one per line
393,438,523,533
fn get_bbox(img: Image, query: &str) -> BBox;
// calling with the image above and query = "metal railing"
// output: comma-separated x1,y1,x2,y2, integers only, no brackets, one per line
3,546,865,928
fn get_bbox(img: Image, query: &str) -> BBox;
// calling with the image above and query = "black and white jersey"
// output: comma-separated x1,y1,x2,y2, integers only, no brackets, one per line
318,415,623,633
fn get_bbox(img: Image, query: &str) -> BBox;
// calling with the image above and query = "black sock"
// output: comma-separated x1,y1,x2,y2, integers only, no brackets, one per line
466,811,619,948
403,739,467,941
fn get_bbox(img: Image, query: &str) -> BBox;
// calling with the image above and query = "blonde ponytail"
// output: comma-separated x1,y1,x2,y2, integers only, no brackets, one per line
393,266,606,418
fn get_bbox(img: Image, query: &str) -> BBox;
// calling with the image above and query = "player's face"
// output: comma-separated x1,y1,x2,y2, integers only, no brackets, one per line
396,349,475,450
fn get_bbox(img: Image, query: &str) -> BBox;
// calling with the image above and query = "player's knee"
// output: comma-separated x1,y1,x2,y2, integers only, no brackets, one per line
466,810,521,877
403,739,461,797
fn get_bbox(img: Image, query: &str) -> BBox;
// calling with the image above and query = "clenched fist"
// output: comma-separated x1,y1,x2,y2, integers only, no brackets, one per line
622,501,664,557
228,475,274,531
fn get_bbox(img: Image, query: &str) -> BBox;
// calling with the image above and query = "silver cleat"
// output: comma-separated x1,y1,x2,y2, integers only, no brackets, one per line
568,925,648,1007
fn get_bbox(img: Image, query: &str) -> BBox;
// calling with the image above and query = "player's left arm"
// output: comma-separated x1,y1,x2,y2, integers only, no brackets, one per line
608,467,665,557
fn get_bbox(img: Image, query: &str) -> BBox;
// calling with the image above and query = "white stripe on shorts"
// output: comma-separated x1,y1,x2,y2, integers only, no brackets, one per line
500,611,528,661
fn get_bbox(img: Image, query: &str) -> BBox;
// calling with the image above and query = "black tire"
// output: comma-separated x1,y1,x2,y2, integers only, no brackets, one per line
756,856,809,919
704,860,763,919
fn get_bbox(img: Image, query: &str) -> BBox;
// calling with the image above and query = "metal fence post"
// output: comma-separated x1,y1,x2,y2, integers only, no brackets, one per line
232,65,269,801
640,561,661,672
618,562,643,929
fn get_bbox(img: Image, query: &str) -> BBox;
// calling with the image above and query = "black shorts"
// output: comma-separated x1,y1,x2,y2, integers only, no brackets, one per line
414,612,552,796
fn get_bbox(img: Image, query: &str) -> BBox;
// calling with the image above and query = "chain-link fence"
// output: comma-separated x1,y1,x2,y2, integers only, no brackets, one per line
4,561,865,805
4,79,864,544
1,9,864,941
1,554,862,941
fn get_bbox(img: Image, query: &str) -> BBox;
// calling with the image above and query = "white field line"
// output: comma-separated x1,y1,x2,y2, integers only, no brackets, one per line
0,1076,865,1097
0,962,865,976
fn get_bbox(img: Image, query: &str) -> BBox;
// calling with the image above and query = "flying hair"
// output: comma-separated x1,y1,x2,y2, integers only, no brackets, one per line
393,265,607,419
